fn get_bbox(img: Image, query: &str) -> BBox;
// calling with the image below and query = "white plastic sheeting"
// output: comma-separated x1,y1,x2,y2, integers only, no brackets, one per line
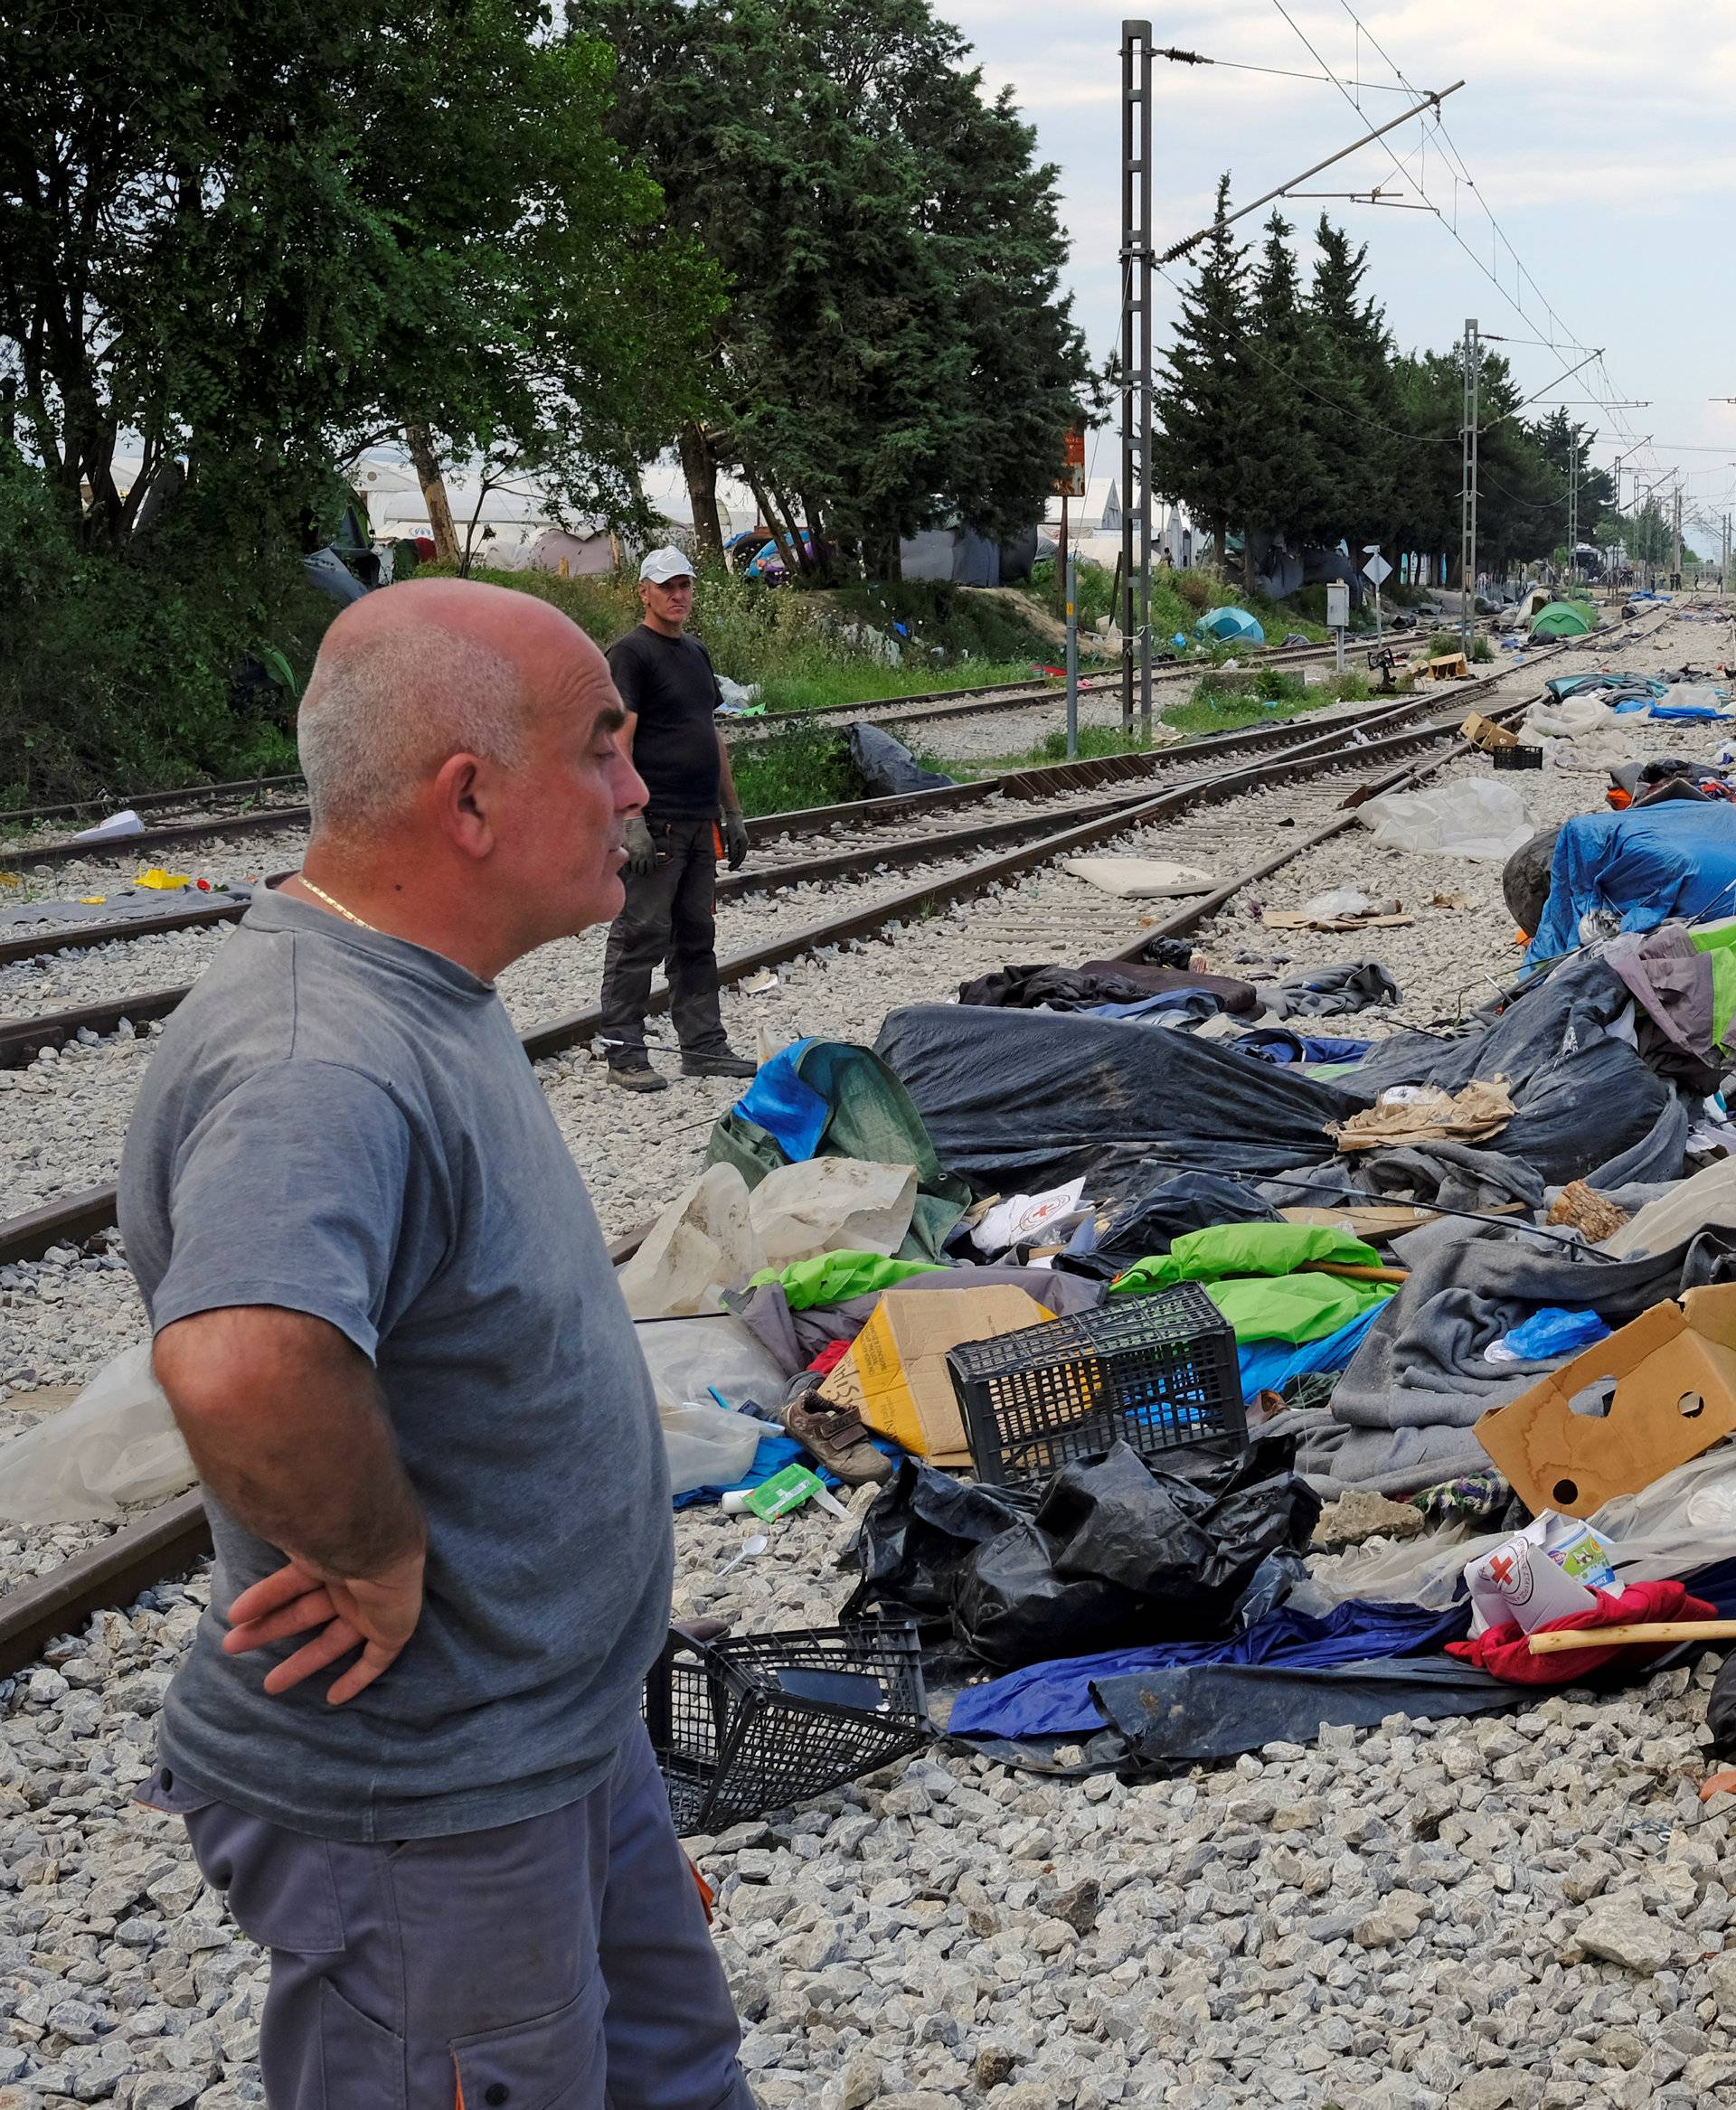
0,1344,193,1524
1305,1442,1736,1611
1357,778,1534,863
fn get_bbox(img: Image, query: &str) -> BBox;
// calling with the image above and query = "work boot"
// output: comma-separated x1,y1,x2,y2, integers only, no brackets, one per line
608,1057,668,1093
680,1050,757,1079
781,1389,892,1485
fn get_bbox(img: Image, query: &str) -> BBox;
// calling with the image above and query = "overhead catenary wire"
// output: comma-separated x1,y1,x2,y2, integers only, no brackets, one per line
1155,46,1433,95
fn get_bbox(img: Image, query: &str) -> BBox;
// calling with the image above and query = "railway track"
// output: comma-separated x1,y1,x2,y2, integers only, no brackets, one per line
0,690,1536,1672
0,643,1583,1270
0,632,1439,870
0,677,1534,1056
0,669,1499,963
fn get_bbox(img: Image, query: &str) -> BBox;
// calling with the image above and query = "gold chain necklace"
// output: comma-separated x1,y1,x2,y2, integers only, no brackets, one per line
297,873,378,933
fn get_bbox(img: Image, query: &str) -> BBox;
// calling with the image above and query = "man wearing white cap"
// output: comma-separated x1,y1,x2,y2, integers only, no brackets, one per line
599,547,757,1090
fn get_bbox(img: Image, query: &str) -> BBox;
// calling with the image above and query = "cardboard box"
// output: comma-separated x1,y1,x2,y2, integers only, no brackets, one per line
1460,711,1519,751
1476,1284,1736,1517
823,1286,1053,1465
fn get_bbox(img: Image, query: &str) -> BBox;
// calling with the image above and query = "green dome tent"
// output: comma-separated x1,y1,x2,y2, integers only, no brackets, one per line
1529,600,1595,638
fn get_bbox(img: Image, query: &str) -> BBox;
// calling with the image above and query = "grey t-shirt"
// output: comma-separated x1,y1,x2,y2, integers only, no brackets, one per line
118,889,673,1842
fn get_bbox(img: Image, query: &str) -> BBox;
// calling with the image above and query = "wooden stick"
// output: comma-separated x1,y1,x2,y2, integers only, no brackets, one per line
1298,1261,1410,1283
1527,1620,1736,1654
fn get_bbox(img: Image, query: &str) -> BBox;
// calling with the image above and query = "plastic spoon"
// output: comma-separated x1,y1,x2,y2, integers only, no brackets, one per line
715,1533,769,1581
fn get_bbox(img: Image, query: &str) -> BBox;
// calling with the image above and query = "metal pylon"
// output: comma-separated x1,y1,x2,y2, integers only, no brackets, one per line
1118,20,1154,734
1460,318,1478,655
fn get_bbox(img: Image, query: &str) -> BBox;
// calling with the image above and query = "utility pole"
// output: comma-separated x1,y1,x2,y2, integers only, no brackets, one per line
1674,487,1684,585
1118,20,1154,736
1566,451,1578,588
1064,547,1080,759
1459,318,1478,655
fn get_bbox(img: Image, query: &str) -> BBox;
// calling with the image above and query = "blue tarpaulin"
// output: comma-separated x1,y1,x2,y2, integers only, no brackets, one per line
1527,804,1736,963
731,1039,823,1159
1239,1302,1385,1394
947,1596,1468,1739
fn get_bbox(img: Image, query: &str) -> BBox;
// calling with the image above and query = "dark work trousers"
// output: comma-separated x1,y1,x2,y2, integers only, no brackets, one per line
599,815,729,1061
142,1725,757,2110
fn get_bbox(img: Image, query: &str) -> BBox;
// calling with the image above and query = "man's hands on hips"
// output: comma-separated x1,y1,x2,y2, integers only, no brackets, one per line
152,1305,429,1706
224,1546,426,1705
723,810,750,871
623,815,656,875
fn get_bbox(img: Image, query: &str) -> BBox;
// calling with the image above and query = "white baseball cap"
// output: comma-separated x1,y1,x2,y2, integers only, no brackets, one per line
638,546,695,585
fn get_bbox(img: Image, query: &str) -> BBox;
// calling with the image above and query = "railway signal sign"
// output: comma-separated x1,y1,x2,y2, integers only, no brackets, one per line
1055,423,1087,499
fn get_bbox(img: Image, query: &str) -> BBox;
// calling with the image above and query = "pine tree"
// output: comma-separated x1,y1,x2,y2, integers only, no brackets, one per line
1147,174,1248,569
1235,212,1328,586
1307,218,1401,546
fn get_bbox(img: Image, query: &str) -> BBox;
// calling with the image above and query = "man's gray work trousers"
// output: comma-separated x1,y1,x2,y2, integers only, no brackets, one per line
146,1724,756,2110
599,815,729,1060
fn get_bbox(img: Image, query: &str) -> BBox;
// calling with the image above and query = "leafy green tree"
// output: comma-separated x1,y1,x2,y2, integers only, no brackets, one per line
1148,176,1249,569
587,0,1090,572
0,0,717,549
0,0,717,796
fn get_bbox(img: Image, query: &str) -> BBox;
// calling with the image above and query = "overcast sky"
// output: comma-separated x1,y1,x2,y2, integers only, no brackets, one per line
948,0,1736,547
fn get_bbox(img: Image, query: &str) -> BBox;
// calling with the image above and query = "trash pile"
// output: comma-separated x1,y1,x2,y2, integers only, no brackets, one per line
28,701,1736,1836
561,769,1736,1819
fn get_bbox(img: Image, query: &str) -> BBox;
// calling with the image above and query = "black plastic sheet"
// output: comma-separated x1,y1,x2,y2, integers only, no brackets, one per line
875,1005,1366,1194
841,1458,1034,1622
847,722,955,796
950,1439,1320,1670
1058,1172,1280,1280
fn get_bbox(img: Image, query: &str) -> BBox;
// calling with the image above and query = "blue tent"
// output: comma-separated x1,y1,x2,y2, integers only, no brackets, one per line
1526,804,1736,963
1199,606,1265,645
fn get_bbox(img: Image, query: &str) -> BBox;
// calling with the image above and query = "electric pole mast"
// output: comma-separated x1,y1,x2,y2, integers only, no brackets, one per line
1674,487,1683,584
1118,20,1154,736
1459,318,1478,655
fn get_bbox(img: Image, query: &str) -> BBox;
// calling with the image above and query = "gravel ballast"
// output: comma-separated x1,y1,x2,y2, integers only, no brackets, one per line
6,604,1736,2107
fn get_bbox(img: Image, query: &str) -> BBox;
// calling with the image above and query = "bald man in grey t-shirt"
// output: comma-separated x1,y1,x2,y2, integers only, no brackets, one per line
119,579,756,2110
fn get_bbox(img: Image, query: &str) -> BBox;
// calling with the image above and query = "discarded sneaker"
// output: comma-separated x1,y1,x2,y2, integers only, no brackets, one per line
608,1059,668,1093
680,1050,757,1079
781,1389,892,1485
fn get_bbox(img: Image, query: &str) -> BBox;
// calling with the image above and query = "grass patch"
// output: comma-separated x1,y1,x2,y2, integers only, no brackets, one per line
451,565,1043,717
1163,667,1372,737
725,721,865,818
1025,561,1335,653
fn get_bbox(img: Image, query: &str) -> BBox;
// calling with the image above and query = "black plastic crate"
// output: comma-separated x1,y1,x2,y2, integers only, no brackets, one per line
946,1283,1245,1487
1491,743,1543,770
645,1622,929,1835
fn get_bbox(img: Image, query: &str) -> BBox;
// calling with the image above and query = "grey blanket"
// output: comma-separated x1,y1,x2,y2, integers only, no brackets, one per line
1320,1218,1736,1439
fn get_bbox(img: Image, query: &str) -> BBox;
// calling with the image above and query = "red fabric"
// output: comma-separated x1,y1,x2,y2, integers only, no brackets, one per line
806,1338,852,1377
1446,1578,1716,1685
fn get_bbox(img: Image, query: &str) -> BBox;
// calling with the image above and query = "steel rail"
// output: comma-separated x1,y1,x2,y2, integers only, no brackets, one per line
0,679,1532,1069
0,672,1506,959
0,636,1450,867
0,616,1646,1263
0,699,1533,1675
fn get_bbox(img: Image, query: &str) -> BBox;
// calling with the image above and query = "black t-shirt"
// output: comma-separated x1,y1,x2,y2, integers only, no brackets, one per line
606,625,722,819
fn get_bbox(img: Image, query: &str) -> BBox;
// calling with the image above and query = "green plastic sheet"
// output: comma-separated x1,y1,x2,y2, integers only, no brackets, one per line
1107,1220,1392,1343
747,1250,947,1312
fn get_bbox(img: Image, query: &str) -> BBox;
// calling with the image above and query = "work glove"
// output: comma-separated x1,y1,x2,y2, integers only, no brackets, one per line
724,809,750,871
623,815,657,876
